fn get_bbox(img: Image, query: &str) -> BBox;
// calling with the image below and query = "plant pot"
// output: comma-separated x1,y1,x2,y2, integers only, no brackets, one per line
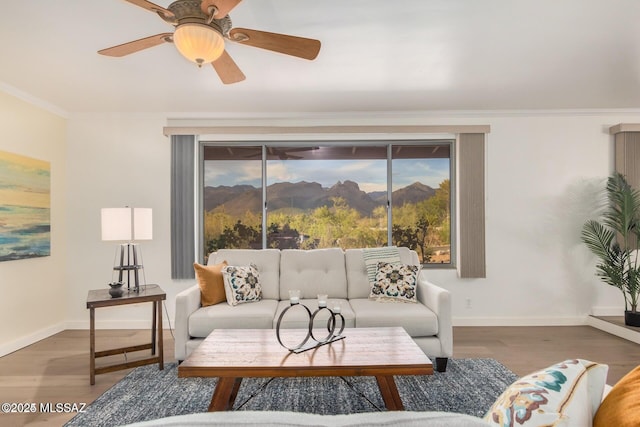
624,310,640,327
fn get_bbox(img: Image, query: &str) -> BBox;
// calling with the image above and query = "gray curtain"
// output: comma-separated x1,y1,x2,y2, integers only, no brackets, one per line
458,133,486,278
171,135,195,279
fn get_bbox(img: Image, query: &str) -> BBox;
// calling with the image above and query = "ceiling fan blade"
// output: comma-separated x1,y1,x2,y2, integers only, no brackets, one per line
229,28,321,60
201,0,242,18
124,0,175,20
211,50,246,84
98,33,173,57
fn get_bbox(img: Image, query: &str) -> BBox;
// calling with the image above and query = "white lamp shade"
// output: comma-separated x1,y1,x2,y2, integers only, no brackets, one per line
173,23,225,65
101,208,153,241
133,208,153,240
101,208,131,241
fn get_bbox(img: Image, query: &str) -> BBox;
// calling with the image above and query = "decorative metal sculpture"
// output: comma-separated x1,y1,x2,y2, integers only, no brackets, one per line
276,294,345,353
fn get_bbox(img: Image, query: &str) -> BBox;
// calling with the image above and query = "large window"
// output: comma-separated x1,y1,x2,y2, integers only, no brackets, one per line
202,146,263,255
201,141,453,265
391,145,451,264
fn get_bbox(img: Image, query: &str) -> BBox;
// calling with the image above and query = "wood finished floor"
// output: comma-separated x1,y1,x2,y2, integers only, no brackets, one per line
0,326,638,426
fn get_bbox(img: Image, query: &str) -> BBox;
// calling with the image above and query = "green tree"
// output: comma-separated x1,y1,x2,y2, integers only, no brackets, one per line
207,220,261,253
392,224,417,249
203,179,450,264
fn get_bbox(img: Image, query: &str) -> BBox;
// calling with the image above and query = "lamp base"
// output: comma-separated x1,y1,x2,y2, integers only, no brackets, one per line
113,243,145,292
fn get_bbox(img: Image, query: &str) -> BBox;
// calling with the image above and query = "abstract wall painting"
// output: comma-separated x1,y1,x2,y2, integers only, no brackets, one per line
0,150,51,262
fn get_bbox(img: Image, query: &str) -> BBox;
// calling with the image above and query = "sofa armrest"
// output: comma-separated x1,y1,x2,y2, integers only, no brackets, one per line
174,285,201,361
416,273,453,358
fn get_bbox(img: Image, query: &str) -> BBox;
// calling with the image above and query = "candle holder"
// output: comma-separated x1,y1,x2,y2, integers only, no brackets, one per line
289,289,301,305
317,294,328,308
276,298,345,353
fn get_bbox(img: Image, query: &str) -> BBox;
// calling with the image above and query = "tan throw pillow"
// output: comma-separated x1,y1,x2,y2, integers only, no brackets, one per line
594,365,640,427
194,261,228,307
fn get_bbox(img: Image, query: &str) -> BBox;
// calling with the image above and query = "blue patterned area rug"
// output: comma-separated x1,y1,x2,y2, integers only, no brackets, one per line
65,358,517,427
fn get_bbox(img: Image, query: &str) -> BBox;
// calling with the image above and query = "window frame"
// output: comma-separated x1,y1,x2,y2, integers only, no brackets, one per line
198,138,456,268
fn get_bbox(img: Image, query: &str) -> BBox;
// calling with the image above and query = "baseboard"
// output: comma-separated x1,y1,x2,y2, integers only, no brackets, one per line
0,320,172,356
453,316,588,327
0,315,608,357
0,322,65,357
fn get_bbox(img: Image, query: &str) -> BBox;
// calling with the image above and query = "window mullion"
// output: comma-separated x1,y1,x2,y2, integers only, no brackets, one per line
387,144,393,246
262,145,267,249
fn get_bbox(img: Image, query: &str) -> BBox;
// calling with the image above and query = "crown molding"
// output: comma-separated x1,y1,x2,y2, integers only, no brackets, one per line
0,82,68,118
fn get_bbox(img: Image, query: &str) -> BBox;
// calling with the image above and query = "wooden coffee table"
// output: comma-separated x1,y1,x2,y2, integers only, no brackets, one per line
178,326,433,411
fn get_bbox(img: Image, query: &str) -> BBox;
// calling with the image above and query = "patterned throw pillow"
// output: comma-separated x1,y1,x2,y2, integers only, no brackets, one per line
484,359,608,427
222,264,262,306
370,262,419,303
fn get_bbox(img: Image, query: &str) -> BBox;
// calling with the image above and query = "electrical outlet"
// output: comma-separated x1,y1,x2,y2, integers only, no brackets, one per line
465,298,472,309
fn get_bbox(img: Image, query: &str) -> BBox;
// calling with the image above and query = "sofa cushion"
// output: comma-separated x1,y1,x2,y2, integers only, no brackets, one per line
273,299,356,329
349,298,438,337
346,247,421,299
593,364,640,427
279,248,347,300
194,261,228,307
188,300,279,338
371,262,419,303
485,359,608,427
209,249,280,300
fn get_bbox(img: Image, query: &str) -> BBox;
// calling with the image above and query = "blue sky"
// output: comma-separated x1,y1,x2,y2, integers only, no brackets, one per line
204,158,449,192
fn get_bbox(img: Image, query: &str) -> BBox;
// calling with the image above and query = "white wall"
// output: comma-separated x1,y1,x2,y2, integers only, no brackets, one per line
62,111,640,330
0,90,67,355
65,113,186,329
2,82,635,354
437,114,621,325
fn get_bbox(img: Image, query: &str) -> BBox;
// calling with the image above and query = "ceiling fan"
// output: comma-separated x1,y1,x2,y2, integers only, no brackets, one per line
98,0,321,84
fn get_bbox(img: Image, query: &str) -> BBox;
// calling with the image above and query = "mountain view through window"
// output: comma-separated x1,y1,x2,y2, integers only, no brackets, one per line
202,143,452,265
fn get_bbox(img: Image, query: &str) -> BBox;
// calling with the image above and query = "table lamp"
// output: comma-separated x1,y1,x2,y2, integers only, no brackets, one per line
101,207,152,292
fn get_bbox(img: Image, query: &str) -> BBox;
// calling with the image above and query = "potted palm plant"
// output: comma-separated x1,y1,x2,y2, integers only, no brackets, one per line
581,172,640,327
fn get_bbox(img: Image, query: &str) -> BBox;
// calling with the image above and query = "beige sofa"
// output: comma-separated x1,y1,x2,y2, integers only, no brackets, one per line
174,247,453,371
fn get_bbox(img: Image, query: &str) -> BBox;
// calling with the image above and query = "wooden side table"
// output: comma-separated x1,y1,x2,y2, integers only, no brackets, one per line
86,284,166,385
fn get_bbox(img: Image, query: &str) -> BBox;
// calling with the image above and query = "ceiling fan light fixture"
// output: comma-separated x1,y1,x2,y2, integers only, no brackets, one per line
173,23,224,67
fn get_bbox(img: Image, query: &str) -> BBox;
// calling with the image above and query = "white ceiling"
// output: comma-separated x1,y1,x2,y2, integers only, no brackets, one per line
1,0,640,114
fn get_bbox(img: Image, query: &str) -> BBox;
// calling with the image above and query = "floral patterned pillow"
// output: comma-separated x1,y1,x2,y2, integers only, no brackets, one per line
222,263,262,306
370,262,419,303
484,359,608,427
